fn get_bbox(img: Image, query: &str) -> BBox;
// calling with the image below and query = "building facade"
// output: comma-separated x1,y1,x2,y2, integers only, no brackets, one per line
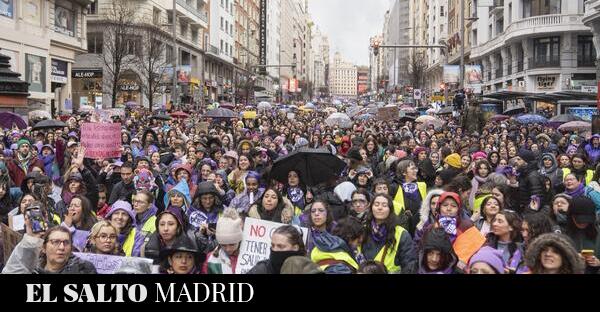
470,0,593,115
424,0,448,93
357,65,369,95
206,0,235,103
75,0,209,110
0,0,93,114
384,0,411,89
329,52,357,98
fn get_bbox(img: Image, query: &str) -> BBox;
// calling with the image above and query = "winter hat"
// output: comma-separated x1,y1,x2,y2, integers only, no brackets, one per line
67,141,78,148
245,170,261,182
196,181,219,197
280,256,323,274
17,139,30,149
155,206,185,230
569,196,596,224
422,228,453,255
471,151,488,161
215,208,243,245
224,150,239,161
468,246,504,274
294,137,309,149
66,172,83,182
105,200,136,222
346,147,362,162
412,146,428,157
41,144,55,154
444,153,462,169
437,192,462,212
518,149,536,163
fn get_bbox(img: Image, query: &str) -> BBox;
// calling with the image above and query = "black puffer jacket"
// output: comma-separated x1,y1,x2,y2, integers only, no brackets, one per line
517,163,544,214
35,256,97,274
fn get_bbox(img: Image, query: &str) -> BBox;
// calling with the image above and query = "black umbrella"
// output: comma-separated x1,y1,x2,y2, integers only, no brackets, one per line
503,107,526,115
271,148,347,186
151,114,172,121
436,106,454,115
205,108,236,118
32,119,67,130
399,115,416,122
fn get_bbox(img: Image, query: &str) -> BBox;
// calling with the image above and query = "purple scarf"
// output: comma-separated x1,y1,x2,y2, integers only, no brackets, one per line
566,183,585,198
370,220,388,244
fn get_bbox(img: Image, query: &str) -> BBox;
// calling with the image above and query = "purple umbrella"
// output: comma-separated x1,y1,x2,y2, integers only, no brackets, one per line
0,112,27,129
489,114,510,122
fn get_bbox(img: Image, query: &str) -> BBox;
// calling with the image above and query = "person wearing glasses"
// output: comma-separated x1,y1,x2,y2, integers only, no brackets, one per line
2,220,96,274
83,220,124,255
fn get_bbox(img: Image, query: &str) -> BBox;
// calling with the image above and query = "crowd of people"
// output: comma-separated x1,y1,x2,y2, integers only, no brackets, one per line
0,99,599,275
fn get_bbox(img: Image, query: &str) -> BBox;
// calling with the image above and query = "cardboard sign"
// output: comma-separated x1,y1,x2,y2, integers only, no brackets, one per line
1,223,23,265
377,106,399,121
73,252,154,274
81,123,122,159
8,214,24,232
235,218,308,274
197,122,209,133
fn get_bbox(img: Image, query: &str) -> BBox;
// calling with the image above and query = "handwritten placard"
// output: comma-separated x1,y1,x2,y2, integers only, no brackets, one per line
235,218,307,274
377,106,399,121
81,123,122,159
73,252,154,274
1,223,23,265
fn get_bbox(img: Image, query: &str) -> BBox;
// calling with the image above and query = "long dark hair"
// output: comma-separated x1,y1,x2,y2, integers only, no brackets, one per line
255,187,286,223
523,213,554,244
71,195,97,231
366,193,398,249
306,199,334,230
486,211,523,259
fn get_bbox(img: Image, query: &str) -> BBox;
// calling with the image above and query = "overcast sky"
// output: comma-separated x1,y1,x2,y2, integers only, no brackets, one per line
308,0,394,66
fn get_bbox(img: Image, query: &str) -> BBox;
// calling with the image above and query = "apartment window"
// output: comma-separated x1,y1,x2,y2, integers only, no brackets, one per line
153,8,160,25
55,4,76,37
533,37,560,65
166,45,174,64
508,3,512,24
221,17,224,30
578,36,596,67
192,28,198,44
495,17,504,36
440,6,444,17
125,36,141,56
87,2,97,14
523,0,561,18
87,33,103,54
221,40,224,53
181,22,188,37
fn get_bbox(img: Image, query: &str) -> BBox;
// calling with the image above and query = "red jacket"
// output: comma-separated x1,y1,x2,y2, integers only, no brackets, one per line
7,156,45,186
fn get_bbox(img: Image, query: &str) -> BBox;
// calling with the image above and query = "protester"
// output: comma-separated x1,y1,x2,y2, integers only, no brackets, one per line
525,233,585,274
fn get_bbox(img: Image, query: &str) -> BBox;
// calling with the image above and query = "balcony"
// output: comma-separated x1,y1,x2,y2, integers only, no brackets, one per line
489,0,504,16
175,0,209,25
471,14,587,59
528,56,560,69
578,59,596,67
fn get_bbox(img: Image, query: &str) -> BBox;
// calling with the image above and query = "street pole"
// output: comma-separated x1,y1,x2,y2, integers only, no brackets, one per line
445,52,449,106
460,0,465,90
172,0,178,109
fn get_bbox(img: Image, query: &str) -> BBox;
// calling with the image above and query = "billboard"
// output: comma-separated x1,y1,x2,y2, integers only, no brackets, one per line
443,65,460,84
0,0,13,18
466,65,483,84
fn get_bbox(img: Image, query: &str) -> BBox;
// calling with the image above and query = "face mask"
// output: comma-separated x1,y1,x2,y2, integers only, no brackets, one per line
269,249,303,274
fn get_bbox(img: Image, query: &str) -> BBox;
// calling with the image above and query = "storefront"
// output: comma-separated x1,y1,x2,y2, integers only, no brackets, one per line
50,59,68,114
117,71,141,107
72,68,102,110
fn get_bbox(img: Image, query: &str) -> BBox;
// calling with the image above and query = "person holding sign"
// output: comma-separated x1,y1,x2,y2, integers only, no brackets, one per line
202,208,243,274
360,194,417,274
247,225,307,274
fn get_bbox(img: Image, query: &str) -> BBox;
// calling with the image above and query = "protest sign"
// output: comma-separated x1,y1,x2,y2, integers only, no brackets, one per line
377,106,399,121
1,223,23,264
73,252,154,274
81,123,122,159
196,122,209,133
235,218,308,274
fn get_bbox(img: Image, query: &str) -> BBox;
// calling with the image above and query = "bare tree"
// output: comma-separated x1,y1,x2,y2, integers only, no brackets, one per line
134,24,172,112
408,51,427,89
98,1,138,108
